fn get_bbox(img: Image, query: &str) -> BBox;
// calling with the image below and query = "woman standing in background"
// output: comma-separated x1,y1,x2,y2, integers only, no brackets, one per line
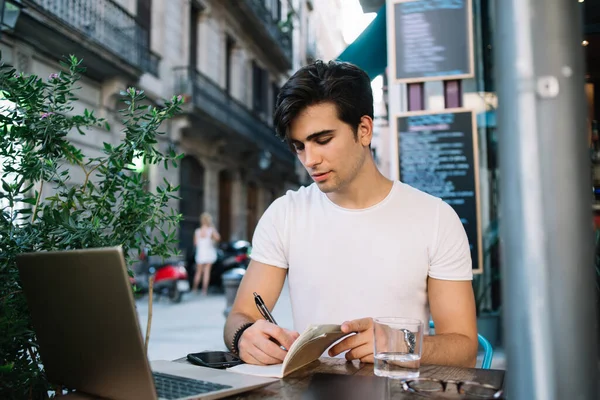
193,212,221,295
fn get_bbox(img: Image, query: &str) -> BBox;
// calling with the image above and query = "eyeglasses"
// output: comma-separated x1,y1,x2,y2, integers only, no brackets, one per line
402,378,504,399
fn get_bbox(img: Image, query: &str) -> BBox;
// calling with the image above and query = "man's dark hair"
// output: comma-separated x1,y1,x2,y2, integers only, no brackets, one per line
273,60,374,141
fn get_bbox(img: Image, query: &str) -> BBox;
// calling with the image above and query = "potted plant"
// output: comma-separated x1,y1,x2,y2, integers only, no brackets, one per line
0,55,183,399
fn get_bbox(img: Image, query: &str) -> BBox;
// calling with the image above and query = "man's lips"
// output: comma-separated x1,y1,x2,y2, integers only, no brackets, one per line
311,171,330,182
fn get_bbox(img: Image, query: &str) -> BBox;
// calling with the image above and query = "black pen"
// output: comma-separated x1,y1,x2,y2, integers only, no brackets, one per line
253,292,278,325
253,292,287,351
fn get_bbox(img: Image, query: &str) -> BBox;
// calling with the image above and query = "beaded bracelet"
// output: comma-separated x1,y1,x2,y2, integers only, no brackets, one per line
231,322,253,355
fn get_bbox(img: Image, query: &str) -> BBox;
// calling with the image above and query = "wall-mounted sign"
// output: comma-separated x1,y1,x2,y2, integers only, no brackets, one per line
391,0,475,83
396,109,482,273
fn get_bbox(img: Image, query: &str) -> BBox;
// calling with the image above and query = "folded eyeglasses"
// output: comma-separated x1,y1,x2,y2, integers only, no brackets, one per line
401,378,504,399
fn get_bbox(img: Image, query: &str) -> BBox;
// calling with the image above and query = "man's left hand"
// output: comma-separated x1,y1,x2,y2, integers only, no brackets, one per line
328,317,374,363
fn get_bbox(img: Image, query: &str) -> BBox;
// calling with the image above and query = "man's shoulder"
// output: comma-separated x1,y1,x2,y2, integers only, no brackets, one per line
276,183,320,206
261,184,320,220
394,181,442,209
284,183,320,198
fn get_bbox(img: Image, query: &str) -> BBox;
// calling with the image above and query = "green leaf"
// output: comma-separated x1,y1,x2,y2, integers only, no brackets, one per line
0,362,14,373
22,197,37,205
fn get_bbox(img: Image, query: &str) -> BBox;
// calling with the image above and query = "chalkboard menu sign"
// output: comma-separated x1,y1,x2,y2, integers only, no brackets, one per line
391,0,474,83
396,109,482,273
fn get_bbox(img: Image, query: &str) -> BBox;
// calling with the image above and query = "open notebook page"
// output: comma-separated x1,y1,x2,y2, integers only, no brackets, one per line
227,324,351,378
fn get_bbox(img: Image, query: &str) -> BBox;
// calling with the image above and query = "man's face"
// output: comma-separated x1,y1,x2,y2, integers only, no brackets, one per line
288,102,370,193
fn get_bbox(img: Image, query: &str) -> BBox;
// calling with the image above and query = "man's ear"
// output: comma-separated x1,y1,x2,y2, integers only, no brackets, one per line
357,115,374,146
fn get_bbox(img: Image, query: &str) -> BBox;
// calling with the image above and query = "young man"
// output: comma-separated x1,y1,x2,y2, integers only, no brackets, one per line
224,61,478,367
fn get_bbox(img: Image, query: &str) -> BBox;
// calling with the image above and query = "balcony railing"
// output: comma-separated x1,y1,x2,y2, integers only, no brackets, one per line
245,0,292,63
29,0,159,76
173,67,293,165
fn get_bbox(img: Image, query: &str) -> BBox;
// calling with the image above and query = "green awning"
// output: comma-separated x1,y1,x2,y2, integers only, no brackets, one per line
336,4,387,80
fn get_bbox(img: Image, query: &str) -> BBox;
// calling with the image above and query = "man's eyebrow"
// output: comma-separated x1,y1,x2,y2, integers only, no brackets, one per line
304,130,335,142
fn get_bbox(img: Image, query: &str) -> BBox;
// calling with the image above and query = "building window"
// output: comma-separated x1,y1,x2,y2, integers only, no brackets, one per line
252,61,269,115
189,3,203,68
225,35,235,94
274,0,282,22
252,61,261,112
261,0,282,22
136,0,152,47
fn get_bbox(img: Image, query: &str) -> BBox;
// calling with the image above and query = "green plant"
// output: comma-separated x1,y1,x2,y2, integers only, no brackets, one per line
0,55,184,399
278,10,295,33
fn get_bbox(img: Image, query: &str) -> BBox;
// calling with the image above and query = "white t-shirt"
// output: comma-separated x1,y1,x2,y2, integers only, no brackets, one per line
250,181,472,333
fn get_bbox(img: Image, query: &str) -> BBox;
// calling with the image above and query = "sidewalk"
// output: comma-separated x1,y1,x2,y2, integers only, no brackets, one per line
136,282,505,369
136,281,294,361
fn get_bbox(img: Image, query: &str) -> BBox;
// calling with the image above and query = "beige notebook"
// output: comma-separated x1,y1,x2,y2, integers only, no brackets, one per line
226,324,351,378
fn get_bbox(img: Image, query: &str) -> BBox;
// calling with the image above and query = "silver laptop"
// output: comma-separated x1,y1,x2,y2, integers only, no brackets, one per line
16,247,276,400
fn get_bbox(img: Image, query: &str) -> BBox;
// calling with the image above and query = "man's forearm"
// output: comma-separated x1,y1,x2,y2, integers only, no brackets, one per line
421,333,478,368
223,311,256,351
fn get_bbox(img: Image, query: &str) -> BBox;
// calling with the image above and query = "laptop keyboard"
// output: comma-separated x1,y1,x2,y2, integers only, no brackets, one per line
153,371,232,399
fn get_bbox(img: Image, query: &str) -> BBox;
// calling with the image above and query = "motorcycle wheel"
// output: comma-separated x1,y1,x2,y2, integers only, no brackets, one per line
168,282,182,303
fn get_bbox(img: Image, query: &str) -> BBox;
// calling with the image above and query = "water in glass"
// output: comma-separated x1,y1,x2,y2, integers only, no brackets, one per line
374,351,421,379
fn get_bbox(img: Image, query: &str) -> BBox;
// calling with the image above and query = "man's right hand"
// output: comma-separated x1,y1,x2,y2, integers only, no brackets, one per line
238,319,300,365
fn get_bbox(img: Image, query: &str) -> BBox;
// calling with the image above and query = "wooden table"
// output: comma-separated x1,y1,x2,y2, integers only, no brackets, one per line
179,357,505,399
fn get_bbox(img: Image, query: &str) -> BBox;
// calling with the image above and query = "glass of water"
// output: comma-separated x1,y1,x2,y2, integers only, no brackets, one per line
373,317,424,379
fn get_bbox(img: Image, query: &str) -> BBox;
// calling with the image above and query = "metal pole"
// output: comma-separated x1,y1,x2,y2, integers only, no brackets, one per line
495,0,598,399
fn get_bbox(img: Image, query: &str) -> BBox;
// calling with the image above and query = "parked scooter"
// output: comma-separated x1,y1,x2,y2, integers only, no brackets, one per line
218,241,251,316
131,248,189,303
204,240,250,290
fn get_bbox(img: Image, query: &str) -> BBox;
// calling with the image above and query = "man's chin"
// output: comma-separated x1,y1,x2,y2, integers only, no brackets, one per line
314,180,337,193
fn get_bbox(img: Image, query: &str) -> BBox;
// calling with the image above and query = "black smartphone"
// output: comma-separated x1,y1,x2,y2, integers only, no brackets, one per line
186,351,244,369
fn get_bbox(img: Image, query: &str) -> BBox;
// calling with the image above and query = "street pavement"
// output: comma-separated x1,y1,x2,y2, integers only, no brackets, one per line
136,281,505,369
136,280,294,362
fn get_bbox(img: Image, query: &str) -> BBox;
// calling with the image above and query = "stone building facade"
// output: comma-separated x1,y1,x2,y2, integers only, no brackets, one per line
3,0,344,262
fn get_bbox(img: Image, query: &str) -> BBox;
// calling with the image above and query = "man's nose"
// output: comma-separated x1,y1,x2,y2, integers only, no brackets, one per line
302,145,321,169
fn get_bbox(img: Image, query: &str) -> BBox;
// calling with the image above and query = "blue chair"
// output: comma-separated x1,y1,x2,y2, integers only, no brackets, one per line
428,320,493,369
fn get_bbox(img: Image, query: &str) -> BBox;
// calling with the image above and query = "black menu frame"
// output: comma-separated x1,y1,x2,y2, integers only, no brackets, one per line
390,0,475,83
395,108,483,273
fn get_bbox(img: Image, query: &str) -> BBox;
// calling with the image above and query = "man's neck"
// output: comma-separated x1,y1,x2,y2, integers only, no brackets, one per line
326,160,394,209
